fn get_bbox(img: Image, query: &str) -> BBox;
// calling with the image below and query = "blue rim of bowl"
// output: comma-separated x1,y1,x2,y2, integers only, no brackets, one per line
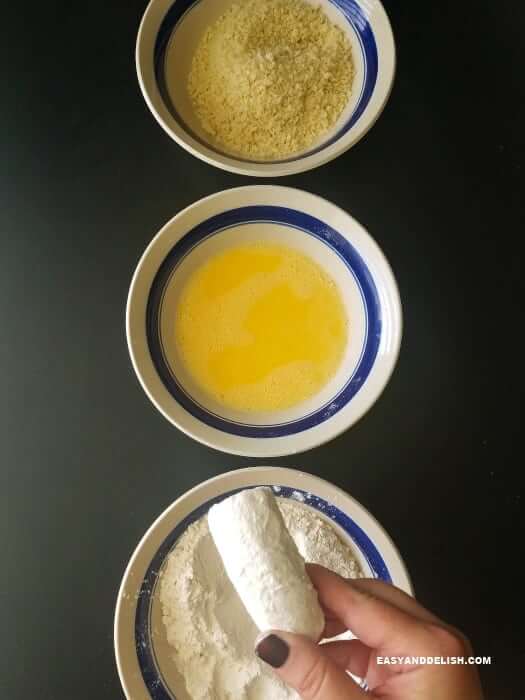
135,486,392,700
146,205,382,438
153,0,378,165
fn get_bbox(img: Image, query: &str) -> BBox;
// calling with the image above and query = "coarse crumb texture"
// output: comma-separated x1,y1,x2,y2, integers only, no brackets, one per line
159,498,362,700
187,0,354,158
279,500,362,579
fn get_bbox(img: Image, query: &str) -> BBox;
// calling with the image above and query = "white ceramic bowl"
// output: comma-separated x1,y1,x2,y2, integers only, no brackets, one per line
136,0,396,176
126,186,401,457
114,467,412,700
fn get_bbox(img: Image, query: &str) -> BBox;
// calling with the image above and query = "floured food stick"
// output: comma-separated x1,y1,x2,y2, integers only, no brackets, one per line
208,486,325,640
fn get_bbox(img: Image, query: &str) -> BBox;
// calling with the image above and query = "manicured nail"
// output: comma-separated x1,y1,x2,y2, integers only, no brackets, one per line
255,633,290,668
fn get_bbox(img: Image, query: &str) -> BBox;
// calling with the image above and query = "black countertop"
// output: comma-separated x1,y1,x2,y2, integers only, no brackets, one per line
4,1,523,699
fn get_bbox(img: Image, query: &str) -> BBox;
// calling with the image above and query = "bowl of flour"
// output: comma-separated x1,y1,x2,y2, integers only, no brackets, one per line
114,467,412,700
136,0,396,176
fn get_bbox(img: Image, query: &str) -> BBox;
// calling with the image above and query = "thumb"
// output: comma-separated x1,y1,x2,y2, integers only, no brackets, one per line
255,631,367,700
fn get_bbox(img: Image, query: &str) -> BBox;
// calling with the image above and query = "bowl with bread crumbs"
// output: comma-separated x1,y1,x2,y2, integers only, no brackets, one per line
136,0,395,176
114,467,412,700
126,186,401,457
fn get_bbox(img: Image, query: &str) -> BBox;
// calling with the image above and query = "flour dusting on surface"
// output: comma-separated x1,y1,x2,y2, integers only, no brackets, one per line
159,498,362,700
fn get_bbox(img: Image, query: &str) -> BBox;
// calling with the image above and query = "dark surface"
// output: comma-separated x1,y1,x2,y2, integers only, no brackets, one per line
3,1,524,699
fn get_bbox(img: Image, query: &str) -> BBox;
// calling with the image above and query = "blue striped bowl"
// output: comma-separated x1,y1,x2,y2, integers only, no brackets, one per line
114,467,412,700
136,0,396,176
126,186,401,457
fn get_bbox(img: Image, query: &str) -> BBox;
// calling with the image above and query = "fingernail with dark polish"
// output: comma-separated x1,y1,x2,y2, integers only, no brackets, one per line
255,634,290,668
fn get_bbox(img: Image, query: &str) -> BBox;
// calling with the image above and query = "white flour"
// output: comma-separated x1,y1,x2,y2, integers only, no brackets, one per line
159,498,362,700
208,488,325,640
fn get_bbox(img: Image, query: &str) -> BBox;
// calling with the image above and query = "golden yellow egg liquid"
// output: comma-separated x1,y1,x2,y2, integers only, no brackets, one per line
173,243,348,413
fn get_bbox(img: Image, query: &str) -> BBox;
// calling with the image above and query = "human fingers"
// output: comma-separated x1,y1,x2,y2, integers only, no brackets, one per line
309,566,472,651
255,631,368,700
321,639,371,678
348,579,473,650
308,565,441,627
305,565,437,654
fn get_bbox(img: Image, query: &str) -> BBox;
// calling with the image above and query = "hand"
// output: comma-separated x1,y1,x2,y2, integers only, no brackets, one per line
255,564,484,699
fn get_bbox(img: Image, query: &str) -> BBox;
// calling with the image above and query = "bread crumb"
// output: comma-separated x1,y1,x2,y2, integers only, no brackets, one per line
187,0,354,158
